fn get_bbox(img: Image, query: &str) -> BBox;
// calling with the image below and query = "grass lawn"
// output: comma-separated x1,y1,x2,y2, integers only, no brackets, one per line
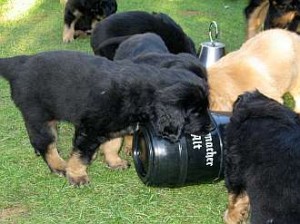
0,0,248,223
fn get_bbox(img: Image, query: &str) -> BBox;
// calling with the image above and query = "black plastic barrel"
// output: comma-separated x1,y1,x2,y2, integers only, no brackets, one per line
133,112,230,187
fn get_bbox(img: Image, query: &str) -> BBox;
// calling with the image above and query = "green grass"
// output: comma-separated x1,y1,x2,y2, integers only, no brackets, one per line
0,0,249,223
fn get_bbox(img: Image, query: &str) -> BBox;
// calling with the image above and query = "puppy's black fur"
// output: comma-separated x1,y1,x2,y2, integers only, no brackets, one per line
0,51,209,185
113,33,169,61
63,0,117,42
90,11,197,59
244,0,265,19
224,91,300,224
265,0,300,31
114,33,207,81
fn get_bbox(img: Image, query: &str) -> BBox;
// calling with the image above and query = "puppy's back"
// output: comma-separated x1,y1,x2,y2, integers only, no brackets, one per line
114,33,169,61
208,29,300,111
90,11,196,58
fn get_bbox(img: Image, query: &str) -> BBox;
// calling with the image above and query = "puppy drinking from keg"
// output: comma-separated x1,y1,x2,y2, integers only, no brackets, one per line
63,0,117,42
90,11,196,59
224,90,300,224
245,0,300,39
208,29,300,112
0,50,209,186
100,33,206,169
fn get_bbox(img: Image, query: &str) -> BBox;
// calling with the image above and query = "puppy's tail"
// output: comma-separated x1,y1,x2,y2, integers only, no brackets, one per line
0,55,29,81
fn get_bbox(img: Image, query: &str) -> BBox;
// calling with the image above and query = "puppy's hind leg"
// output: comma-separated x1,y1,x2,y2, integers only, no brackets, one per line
100,137,130,170
25,119,67,176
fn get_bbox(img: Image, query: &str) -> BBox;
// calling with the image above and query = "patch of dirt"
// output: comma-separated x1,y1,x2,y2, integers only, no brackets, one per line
0,205,28,221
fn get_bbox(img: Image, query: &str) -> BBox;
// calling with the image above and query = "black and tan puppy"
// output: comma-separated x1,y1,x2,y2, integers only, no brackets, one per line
101,33,206,168
63,0,117,42
0,51,209,186
224,90,300,224
245,0,300,39
90,11,197,59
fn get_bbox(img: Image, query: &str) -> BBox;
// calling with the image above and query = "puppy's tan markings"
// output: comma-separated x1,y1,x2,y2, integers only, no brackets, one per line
224,192,250,224
123,135,133,156
45,143,67,176
63,10,82,42
273,12,297,27
66,152,89,186
91,19,99,30
246,0,269,39
45,121,67,176
100,138,130,169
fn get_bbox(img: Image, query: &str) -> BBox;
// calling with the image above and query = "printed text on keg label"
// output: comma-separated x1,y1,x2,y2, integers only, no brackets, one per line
191,133,216,166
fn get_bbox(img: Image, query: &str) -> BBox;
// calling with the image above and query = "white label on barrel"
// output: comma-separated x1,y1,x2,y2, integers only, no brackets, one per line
191,133,216,167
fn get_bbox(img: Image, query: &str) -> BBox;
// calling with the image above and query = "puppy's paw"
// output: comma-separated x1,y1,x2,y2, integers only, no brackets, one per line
50,166,67,177
106,158,130,170
66,169,90,186
66,153,89,186
224,209,238,224
223,206,249,224
63,34,74,43
63,26,75,43
45,146,67,177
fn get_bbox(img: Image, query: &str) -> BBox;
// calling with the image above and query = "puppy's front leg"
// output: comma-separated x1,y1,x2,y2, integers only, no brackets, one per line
66,128,102,186
63,9,82,42
224,192,250,224
224,155,250,223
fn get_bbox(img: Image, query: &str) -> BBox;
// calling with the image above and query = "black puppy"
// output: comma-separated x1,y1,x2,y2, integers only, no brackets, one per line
110,32,207,163
113,32,169,61
245,0,300,39
114,33,206,76
90,11,197,59
63,0,117,42
224,90,300,224
0,51,209,186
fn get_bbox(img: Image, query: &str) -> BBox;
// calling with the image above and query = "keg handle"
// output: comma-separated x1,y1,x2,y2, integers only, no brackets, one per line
209,21,219,46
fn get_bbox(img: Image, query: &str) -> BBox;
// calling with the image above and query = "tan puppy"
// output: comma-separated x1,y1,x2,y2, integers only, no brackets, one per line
208,29,300,112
